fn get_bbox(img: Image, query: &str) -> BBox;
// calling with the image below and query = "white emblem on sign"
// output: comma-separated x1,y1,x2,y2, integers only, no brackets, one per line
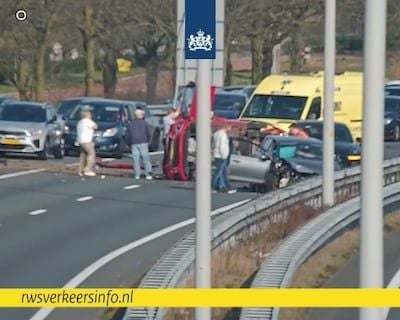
187,30,213,51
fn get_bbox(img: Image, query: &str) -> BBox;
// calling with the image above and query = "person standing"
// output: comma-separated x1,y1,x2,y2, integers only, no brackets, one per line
127,107,153,180
212,122,231,192
77,106,98,177
162,108,179,165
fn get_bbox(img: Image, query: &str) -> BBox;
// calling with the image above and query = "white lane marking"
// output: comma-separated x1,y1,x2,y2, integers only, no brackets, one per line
123,184,140,190
0,169,44,180
383,268,400,319
29,198,252,320
28,209,47,216
76,196,94,202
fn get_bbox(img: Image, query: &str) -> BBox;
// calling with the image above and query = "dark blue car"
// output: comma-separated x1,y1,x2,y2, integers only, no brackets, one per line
56,97,98,118
64,99,160,158
213,92,247,119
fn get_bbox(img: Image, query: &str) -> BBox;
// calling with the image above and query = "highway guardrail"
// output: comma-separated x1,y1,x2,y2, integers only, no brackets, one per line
240,181,400,320
123,157,400,320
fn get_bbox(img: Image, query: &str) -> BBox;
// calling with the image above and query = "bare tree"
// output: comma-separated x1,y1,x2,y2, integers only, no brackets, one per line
129,0,175,103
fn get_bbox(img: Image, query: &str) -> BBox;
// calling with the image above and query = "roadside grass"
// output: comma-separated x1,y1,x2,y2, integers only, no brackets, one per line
278,211,400,320
0,83,13,94
224,53,368,88
164,202,322,320
0,67,146,95
231,71,252,85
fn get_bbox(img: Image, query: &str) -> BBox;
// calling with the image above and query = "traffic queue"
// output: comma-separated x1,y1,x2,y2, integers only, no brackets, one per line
0,71,398,192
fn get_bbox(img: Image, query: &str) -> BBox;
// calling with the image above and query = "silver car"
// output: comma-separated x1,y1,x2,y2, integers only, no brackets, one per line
0,102,65,160
228,137,275,192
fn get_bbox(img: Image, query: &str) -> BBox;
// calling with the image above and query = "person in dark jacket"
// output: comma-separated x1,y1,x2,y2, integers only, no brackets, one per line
127,107,153,180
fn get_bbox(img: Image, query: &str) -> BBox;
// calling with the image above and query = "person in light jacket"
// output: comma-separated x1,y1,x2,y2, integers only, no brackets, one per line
127,107,153,180
212,122,232,192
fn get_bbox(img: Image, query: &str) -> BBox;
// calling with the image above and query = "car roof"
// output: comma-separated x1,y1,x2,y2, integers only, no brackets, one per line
265,135,321,144
78,98,146,106
215,91,247,98
6,101,49,108
386,81,400,86
60,97,96,101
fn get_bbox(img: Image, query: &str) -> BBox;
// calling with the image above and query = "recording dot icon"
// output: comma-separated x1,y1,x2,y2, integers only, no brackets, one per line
15,10,27,21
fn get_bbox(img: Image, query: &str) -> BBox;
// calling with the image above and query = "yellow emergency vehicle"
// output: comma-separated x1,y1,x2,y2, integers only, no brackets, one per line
239,72,363,141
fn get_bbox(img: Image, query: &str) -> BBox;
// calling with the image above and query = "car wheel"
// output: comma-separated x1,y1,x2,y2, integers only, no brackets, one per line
264,172,278,192
37,138,51,160
394,124,400,141
150,128,160,152
113,140,125,159
53,138,65,159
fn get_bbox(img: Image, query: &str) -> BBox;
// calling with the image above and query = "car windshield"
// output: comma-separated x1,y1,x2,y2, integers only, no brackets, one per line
385,98,400,116
278,141,323,160
213,94,246,111
57,100,83,117
70,103,123,122
386,88,400,97
296,123,353,143
241,95,307,120
0,104,46,123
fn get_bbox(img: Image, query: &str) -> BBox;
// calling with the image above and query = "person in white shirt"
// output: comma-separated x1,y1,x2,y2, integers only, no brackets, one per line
212,122,232,192
77,107,98,176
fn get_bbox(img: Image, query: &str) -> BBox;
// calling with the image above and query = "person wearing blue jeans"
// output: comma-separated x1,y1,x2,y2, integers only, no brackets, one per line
127,107,153,180
212,123,231,192
131,143,152,179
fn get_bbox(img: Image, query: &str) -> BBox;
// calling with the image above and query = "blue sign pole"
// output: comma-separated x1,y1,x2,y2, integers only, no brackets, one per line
185,1,215,320
185,0,216,60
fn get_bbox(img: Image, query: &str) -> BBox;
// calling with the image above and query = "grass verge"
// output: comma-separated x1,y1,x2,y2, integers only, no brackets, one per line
278,211,400,320
164,202,322,320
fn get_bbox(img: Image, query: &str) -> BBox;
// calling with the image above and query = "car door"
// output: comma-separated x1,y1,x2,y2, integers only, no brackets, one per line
228,138,271,184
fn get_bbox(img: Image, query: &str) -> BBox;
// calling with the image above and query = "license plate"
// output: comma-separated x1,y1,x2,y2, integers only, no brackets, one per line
1,137,20,145
348,155,361,161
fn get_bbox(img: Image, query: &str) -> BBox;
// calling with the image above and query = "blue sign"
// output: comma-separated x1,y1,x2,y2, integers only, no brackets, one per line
185,0,216,60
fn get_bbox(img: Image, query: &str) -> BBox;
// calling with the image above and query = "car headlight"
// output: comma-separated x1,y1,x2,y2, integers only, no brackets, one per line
29,129,43,136
64,125,70,134
55,130,62,136
385,118,393,125
102,128,118,138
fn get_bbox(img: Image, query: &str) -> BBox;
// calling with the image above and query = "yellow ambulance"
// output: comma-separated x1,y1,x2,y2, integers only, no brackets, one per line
239,72,363,141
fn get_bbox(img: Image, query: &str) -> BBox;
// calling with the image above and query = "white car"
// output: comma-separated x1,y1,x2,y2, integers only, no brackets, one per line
0,102,65,160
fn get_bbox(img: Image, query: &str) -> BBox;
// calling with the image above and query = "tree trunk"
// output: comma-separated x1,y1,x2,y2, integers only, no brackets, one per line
145,57,159,104
252,36,264,84
34,44,46,101
83,1,96,96
85,40,96,96
224,27,233,86
12,60,31,101
261,42,273,78
288,31,302,73
102,50,117,98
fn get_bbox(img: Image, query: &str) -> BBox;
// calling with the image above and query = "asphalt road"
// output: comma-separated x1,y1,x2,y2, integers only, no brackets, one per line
308,231,400,320
0,142,398,320
0,169,255,320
